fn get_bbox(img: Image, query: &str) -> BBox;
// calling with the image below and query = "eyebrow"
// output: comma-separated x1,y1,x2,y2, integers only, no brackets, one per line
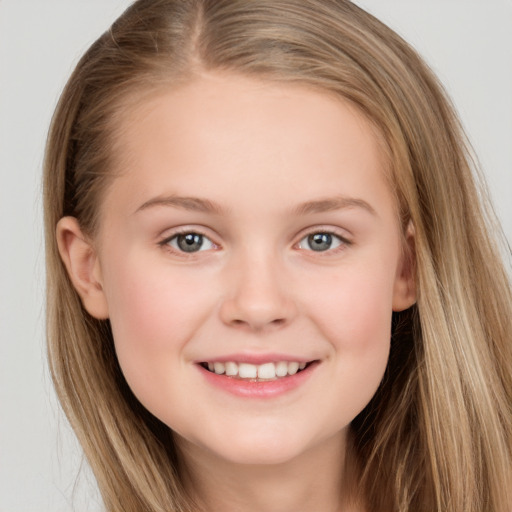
135,194,377,217
293,196,377,216
135,195,225,215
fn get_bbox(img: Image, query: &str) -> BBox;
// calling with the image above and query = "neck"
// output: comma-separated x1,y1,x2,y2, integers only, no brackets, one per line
177,431,363,512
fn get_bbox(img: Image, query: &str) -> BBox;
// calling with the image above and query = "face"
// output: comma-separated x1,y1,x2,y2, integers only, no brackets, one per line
60,72,415,468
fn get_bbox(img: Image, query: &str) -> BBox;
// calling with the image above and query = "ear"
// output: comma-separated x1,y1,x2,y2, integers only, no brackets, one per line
392,221,417,312
56,216,109,319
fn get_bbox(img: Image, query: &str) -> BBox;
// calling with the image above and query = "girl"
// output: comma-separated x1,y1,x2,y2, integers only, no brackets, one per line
43,1,512,511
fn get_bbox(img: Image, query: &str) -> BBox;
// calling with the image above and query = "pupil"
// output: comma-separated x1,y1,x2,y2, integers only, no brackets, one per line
177,233,203,252
308,233,332,251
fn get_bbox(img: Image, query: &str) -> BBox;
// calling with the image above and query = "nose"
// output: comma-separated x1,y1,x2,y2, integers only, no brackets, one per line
219,251,297,332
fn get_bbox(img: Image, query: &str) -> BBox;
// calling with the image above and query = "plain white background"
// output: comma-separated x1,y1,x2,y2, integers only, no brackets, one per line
1,1,511,510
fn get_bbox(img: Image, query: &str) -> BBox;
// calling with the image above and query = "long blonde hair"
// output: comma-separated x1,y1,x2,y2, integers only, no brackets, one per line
43,1,512,510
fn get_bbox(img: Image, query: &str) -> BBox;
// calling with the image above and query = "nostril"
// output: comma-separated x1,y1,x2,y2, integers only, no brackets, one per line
228,317,287,329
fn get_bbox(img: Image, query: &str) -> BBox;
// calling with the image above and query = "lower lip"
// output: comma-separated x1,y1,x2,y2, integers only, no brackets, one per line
197,362,319,398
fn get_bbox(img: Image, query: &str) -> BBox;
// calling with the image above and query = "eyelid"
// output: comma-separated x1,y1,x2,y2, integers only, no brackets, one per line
168,233,216,252
294,227,352,252
158,226,220,254
156,225,352,255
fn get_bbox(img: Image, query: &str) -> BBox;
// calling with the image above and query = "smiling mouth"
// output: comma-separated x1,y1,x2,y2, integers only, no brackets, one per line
199,360,316,381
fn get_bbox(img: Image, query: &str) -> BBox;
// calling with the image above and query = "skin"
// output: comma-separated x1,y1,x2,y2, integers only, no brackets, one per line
57,72,416,512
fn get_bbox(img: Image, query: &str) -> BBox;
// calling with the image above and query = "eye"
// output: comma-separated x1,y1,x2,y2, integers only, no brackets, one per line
297,232,345,252
165,232,216,253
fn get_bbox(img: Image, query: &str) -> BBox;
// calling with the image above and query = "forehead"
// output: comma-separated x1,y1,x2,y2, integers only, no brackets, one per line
103,72,394,219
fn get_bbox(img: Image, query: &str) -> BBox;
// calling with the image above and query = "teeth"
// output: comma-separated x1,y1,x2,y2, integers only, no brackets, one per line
288,362,299,375
204,361,310,380
239,363,257,379
258,362,276,379
213,362,225,375
225,361,238,376
275,361,288,377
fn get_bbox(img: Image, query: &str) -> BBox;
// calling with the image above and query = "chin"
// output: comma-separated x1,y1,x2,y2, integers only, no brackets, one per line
215,444,305,466
195,425,320,467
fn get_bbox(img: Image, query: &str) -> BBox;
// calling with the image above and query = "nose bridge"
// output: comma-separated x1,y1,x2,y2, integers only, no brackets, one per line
219,244,295,330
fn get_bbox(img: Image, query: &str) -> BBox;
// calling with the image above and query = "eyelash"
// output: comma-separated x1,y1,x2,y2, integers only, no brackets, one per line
158,228,352,256
158,228,218,256
296,230,351,254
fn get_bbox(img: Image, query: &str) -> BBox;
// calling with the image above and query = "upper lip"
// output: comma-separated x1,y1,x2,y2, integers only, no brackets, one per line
195,353,318,365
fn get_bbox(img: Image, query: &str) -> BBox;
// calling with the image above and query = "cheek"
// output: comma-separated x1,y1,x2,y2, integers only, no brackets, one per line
304,259,396,351
101,254,214,395
105,254,206,339
299,258,397,417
